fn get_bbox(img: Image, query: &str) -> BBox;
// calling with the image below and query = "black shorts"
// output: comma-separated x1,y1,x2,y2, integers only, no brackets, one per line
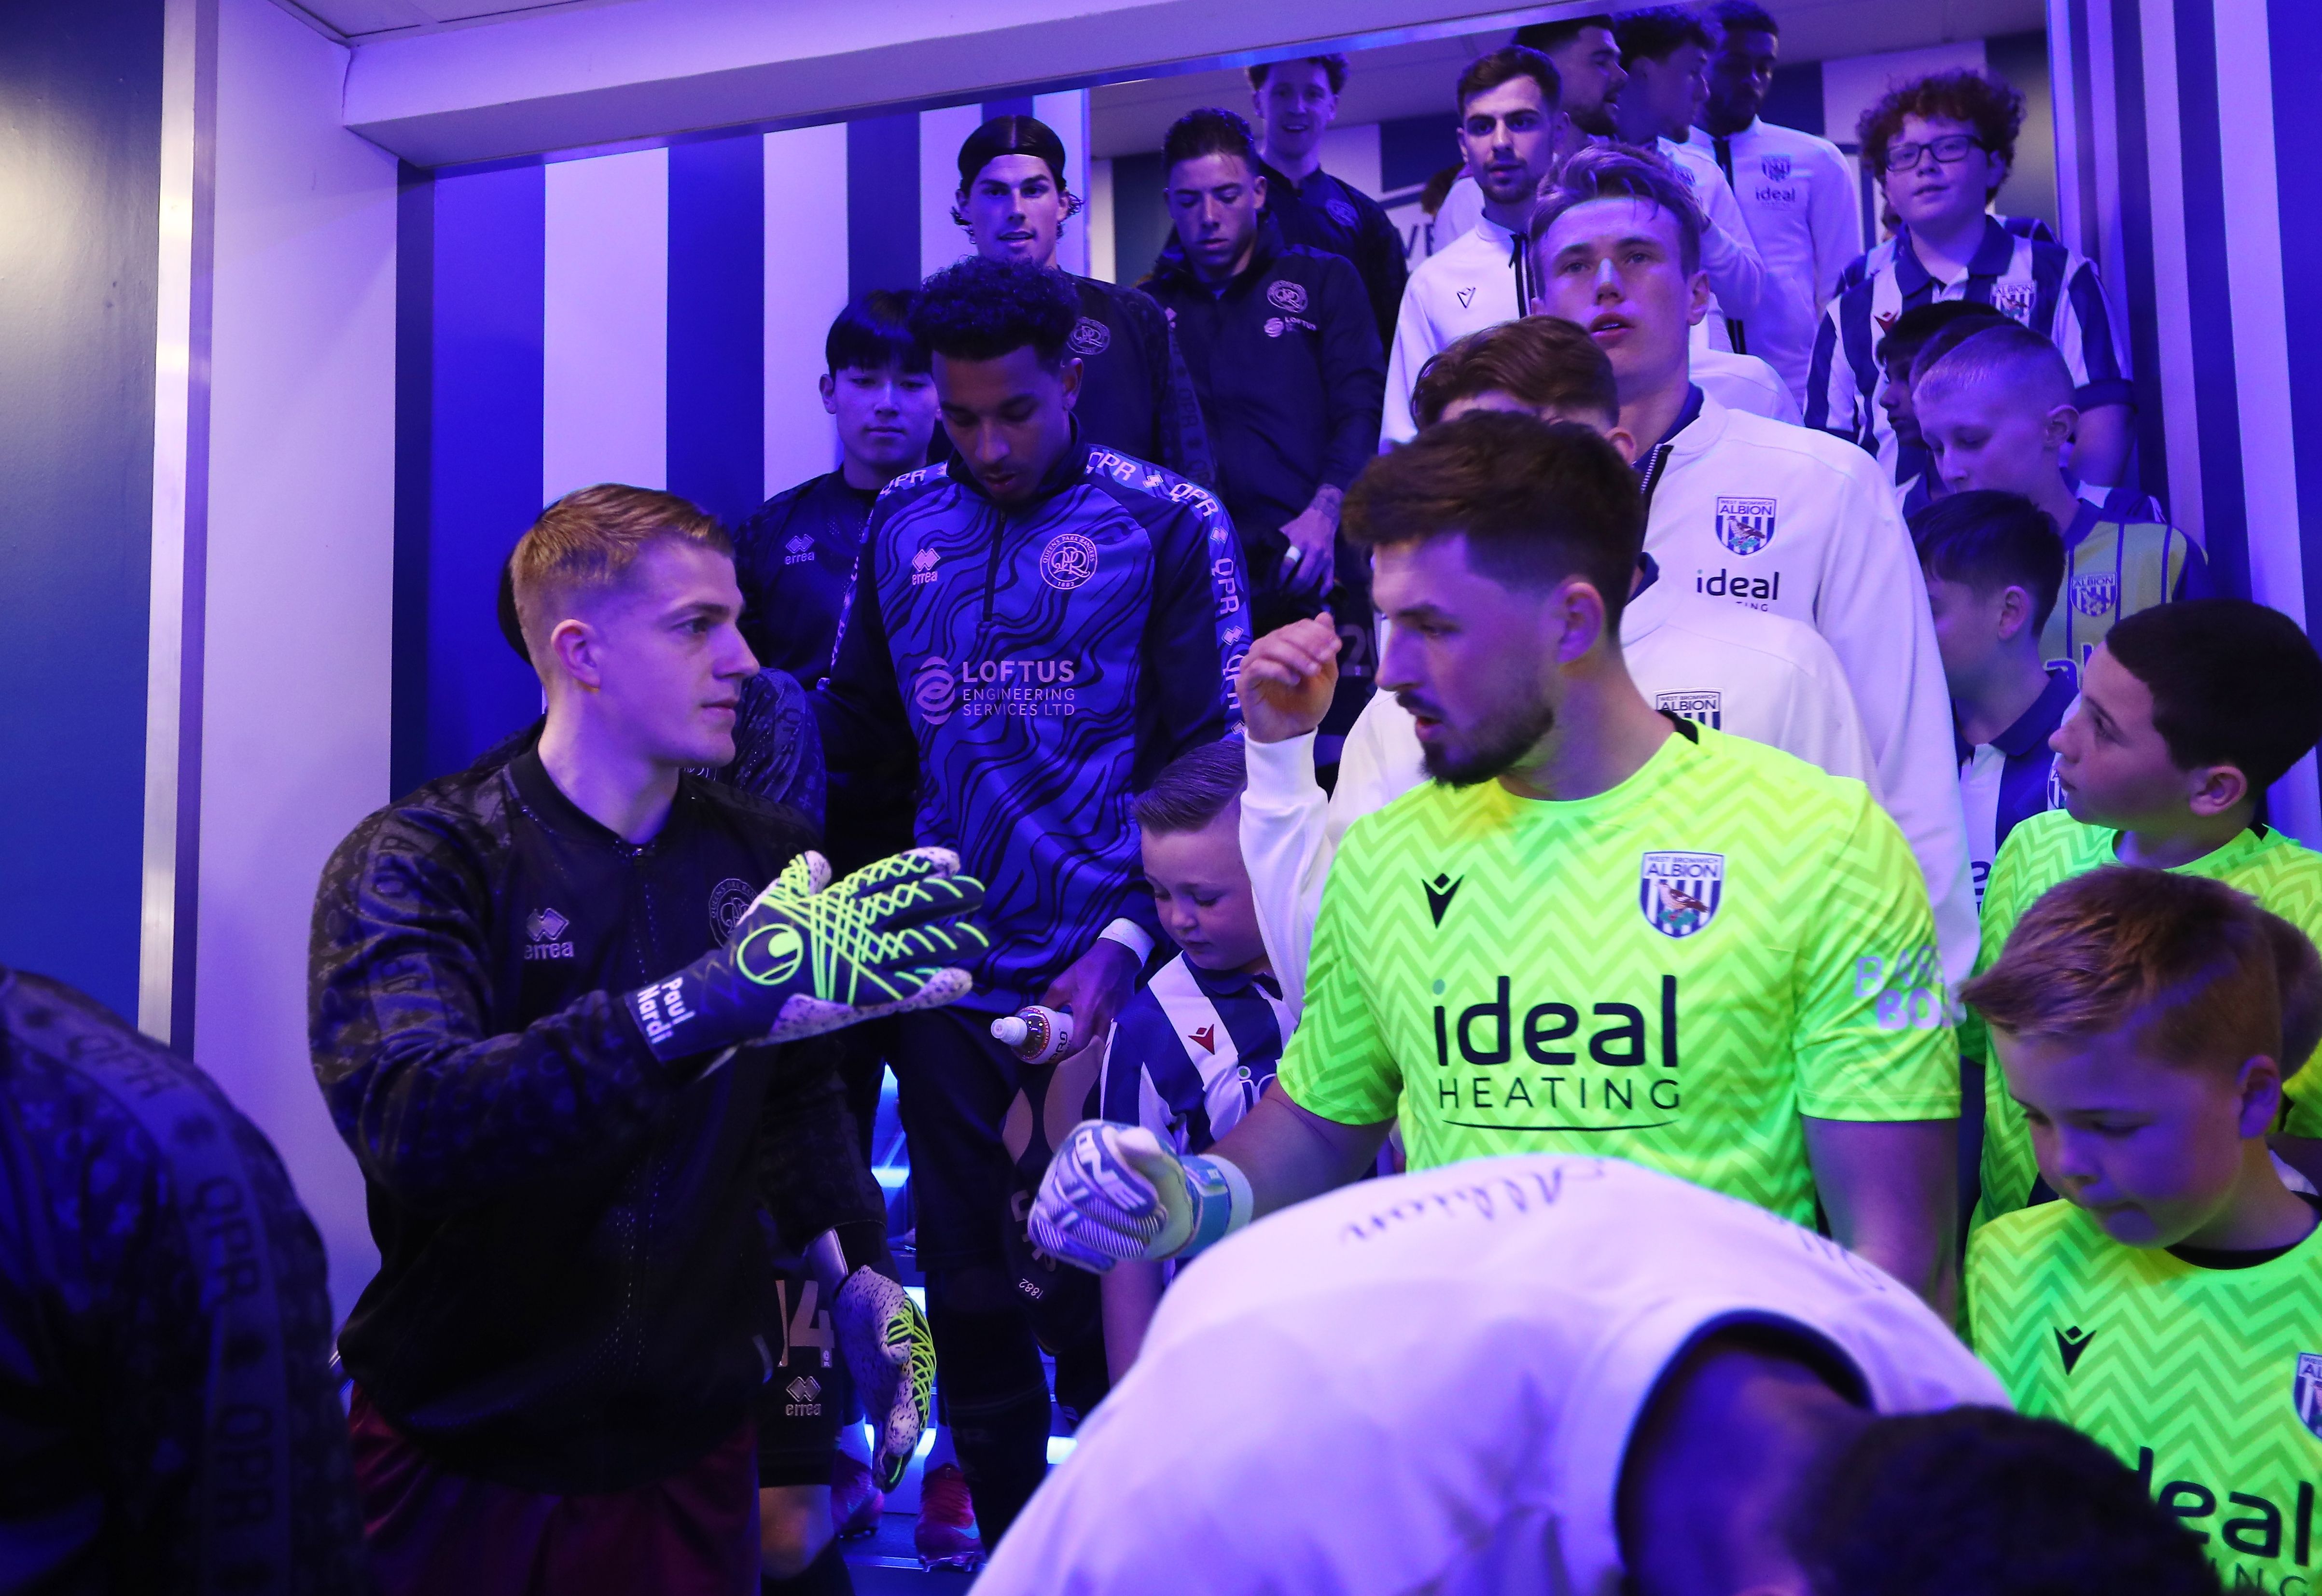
752,1250,855,1489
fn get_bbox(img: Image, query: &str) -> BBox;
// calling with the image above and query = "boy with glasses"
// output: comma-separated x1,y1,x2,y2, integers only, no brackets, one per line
1805,71,2134,501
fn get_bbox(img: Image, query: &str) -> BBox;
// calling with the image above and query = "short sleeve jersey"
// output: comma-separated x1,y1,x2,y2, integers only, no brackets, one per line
1277,722,1959,1226
1968,1200,2322,1588
2042,503,2214,686
1100,955,1293,1157
1968,812,2322,1228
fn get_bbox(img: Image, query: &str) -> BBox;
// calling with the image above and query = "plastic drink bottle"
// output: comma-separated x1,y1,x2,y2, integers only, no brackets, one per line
990,1005,1074,1064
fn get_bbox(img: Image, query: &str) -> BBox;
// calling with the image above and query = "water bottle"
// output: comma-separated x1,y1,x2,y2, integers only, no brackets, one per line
991,1005,1074,1065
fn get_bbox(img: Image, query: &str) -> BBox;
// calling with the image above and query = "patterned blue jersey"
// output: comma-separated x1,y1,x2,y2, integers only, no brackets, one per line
1808,216,2131,485
1100,956,1292,1156
818,439,1251,1006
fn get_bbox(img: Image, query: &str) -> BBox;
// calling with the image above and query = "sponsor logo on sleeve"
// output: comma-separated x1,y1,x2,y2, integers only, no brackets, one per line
1067,317,1112,356
1039,531,1099,591
1640,852,1723,939
524,906,575,960
1266,279,1308,313
1714,496,1778,556
709,878,756,943
1654,689,1723,730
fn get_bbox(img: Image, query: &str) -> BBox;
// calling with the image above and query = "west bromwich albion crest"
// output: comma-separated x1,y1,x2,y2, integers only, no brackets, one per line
2295,1353,2322,1441
1760,154,1791,181
1714,497,1777,556
1641,851,1724,939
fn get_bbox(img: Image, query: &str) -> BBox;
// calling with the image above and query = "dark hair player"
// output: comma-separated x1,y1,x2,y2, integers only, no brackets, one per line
953,114,1215,487
1245,53,1410,349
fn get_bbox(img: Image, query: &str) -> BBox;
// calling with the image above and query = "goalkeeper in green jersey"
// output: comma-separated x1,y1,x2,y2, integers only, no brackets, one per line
1965,599,2322,1229
1966,867,2322,1589
1031,413,1963,1312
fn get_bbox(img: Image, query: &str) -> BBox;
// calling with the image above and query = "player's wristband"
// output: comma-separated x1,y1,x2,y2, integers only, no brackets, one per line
1097,918,1156,965
1177,1153,1253,1258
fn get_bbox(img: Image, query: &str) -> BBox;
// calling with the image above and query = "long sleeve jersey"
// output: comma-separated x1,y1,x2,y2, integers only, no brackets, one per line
1253,157,1411,352
816,437,1251,1008
1064,275,1218,489
309,749,883,1496
1141,231,1385,544
0,970,368,1594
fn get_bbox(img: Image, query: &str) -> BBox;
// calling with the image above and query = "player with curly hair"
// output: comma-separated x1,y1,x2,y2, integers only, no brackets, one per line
1806,69,2135,503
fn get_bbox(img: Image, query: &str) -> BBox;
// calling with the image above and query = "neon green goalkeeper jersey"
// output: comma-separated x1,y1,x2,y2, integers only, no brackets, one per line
1277,721,1959,1226
1968,1200,2322,1585
1967,812,2322,1230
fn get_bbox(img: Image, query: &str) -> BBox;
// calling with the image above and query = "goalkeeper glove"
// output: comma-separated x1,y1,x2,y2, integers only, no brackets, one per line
627,847,986,1062
1029,1120,1252,1275
808,1229,934,1492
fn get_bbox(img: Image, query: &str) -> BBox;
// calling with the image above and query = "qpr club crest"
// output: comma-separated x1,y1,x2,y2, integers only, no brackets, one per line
1641,851,1724,939
1714,496,1778,556
1325,197,1358,228
1266,279,1309,314
1067,317,1112,356
2295,1353,2322,1441
2070,571,2118,617
1039,530,1099,590
1760,154,1792,181
708,878,756,943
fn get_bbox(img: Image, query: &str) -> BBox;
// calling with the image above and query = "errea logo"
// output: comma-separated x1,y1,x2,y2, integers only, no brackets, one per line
524,906,574,961
784,532,814,565
910,547,941,585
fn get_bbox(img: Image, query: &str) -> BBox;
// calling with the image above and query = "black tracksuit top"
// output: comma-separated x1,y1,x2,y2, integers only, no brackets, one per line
1063,274,1218,489
309,749,881,1494
1142,233,1386,544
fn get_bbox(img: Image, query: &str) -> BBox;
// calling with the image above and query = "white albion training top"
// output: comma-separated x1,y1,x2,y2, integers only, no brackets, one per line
1645,389,1977,996
1381,216,1538,446
977,1154,2007,1596
1241,574,1876,1007
1683,118,1861,403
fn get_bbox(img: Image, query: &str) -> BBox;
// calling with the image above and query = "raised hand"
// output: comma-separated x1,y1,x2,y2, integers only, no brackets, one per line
1236,616,1342,746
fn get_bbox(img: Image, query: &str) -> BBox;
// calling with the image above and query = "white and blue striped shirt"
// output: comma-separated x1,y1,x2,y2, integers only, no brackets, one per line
1100,956,1293,1158
1806,216,2131,485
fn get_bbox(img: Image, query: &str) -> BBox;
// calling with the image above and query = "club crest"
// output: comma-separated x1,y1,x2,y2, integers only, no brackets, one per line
1655,689,1722,730
1039,531,1100,591
1326,198,1358,228
1267,279,1309,313
709,878,756,943
1714,496,1777,556
1067,317,1112,356
1760,154,1792,181
2070,571,2118,617
1991,281,2037,323
2294,1353,2322,1441
1641,852,1724,939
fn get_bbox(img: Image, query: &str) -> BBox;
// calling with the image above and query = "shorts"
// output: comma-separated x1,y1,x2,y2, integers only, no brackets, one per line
347,1387,758,1596
752,1247,856,1489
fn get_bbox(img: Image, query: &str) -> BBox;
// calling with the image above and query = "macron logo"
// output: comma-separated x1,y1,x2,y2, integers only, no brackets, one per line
1456,286,1478,309
1424,873,1463,927
1188,1024,1217,1054
2055,1326,2095,1375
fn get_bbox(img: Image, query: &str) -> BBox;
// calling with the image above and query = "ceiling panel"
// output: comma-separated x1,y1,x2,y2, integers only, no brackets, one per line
269,0,637,41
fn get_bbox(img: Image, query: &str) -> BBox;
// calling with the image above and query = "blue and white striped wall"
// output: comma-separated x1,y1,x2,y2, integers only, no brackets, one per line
392,92,1090,792
2051,0,2321,841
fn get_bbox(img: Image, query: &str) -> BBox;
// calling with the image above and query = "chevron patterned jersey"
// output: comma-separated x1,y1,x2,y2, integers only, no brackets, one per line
1968,1199,2322,1584
1276,723,1958,1225
1966,812,2322,1231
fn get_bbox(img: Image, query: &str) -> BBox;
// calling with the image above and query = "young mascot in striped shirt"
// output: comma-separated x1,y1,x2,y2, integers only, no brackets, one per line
1966,867,2322,1592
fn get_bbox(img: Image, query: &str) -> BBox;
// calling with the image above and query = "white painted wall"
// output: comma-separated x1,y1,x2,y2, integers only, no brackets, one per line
764,121,852,495
200,0,399,1322
543,148,670,501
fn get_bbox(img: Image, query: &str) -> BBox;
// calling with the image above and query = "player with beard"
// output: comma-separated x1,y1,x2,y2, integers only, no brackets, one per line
1028,414,1962,1318
953,115,1214,486
1432,17,1618,243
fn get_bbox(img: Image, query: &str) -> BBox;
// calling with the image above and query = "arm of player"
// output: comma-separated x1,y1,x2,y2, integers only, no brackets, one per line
1237,619,1341,1007
1693,160,1767,323
1318,255,1387,491
1808,141,1863,308
1769,627,1881,798
1101,1262,1168,1383
1358,200,1411,351
1801,300,1860,444
1148,293,1220,489
1379,283,1435,449
1804,1115,1958,1317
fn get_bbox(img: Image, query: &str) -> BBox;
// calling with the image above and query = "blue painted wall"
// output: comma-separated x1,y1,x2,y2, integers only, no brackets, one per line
0,0,167,1022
